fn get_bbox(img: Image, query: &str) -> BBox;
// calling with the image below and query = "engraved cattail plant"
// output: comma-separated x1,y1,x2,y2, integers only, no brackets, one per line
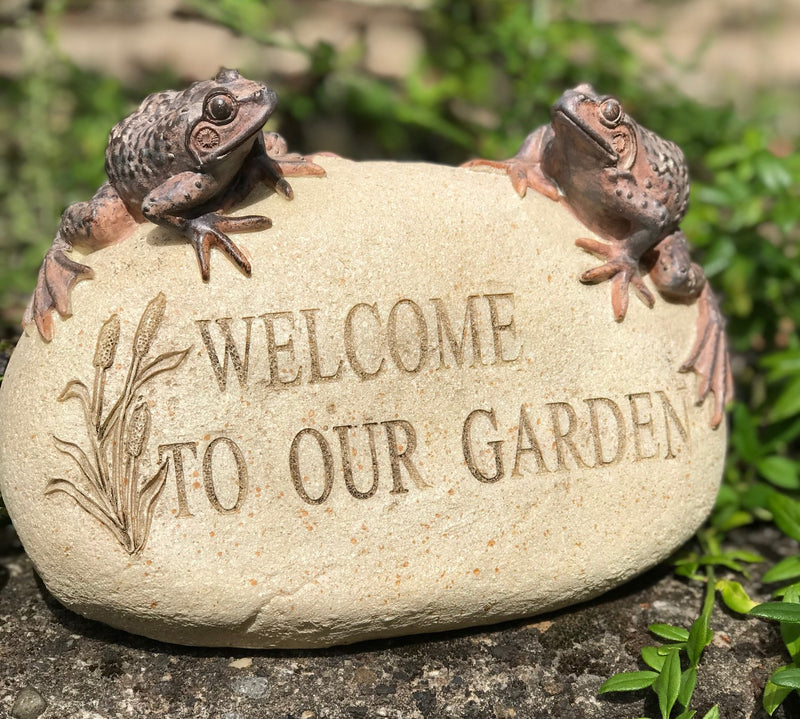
46,294,190,555
92,314,120,429
124,398,150,547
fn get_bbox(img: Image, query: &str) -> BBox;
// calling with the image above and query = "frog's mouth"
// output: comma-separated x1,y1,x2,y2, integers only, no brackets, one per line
552,109,617,163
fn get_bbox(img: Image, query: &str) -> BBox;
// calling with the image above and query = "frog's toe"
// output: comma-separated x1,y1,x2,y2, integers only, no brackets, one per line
189,213,272,280
679,285,733,429
575,236,614,259
24,246,94,341
609,271,630,321
630,273,656,308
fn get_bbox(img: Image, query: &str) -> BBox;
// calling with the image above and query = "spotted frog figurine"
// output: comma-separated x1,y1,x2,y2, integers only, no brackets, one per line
463,84,732,428
25,68,324,341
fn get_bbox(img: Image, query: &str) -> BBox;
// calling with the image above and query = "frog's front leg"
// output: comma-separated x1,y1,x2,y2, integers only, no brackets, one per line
263,132,327,181
220,132,326,209
576,231,656,321
462,126,561,201
24,183,138,340
141,172,272,280
649,232,733,429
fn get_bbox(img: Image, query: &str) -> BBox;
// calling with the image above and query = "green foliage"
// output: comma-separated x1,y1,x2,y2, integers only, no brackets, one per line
742,588,800,714
600,572,718,718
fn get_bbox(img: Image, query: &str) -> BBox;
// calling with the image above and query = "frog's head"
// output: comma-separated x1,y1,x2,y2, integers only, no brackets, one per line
550,84,638,172
186,68,277,166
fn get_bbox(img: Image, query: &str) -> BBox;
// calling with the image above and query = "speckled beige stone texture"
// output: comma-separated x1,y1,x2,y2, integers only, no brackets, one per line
0,158,726,648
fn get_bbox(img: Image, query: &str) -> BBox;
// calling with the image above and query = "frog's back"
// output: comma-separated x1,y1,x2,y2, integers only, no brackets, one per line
639,124,690,223
104,88,192,208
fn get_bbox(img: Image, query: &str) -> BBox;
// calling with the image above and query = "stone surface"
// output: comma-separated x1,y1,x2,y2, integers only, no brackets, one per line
0,523,794,719
0,158,726,648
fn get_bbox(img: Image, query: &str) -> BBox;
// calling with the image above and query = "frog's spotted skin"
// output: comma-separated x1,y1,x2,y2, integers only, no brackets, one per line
463,84,732,428
24,68,324,342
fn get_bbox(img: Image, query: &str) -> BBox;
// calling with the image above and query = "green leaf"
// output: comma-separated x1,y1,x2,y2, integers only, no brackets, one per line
642,645,667,671
653,649,682,719
763,555,800,584
750,602,800,623
675,711,696,719
649,624,690,643
767,493,800,543
758,456,800,490
772,375,800,423
769,666,800,689
701,707,720,719
598,670,659,694
772,582,800,599
687,612,713,667
781,621,800,664
678,666,698,707
763,678,793,715
716,579,758,614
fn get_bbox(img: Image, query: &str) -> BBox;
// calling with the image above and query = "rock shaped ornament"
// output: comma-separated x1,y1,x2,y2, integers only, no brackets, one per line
0,81,730,649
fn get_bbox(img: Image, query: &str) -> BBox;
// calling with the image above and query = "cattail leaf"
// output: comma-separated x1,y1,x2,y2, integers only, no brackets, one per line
134,460,169,553
52,435,101,490
134,347,191,389
57,379,91,412
45,479,125,545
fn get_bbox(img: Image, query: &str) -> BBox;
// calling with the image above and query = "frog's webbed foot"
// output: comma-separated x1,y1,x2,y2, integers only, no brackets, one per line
187,213,272,280
23,239,94,341
576,237,655,321
461,157,561,201
679,284,733,429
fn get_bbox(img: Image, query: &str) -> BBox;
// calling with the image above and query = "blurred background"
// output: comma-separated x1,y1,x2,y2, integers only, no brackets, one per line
0,0,798,523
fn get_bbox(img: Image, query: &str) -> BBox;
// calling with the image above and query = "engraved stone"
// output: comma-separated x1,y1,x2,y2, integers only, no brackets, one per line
0,158,726,648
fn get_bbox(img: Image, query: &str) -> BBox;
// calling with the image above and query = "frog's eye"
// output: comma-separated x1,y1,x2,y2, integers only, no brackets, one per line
600,98,622,126
204,92,237,124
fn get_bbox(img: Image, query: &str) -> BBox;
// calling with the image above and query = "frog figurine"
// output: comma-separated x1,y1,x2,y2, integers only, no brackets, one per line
463,84,732,428
24,68,324,341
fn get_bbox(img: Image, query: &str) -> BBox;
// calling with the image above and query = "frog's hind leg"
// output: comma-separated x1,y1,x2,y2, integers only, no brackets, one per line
649,232,733,429
679,285,733,429
575,236,655,321
220,132,326,210
23,185,136,341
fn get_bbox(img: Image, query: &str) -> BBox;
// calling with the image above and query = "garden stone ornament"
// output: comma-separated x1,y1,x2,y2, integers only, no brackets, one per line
0,74,731,648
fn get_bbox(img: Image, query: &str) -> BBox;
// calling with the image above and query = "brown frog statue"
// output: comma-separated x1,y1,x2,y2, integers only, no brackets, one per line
25,68,324,341
463,83,732,428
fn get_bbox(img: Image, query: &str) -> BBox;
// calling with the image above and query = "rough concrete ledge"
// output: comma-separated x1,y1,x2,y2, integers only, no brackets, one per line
0,523,796,719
